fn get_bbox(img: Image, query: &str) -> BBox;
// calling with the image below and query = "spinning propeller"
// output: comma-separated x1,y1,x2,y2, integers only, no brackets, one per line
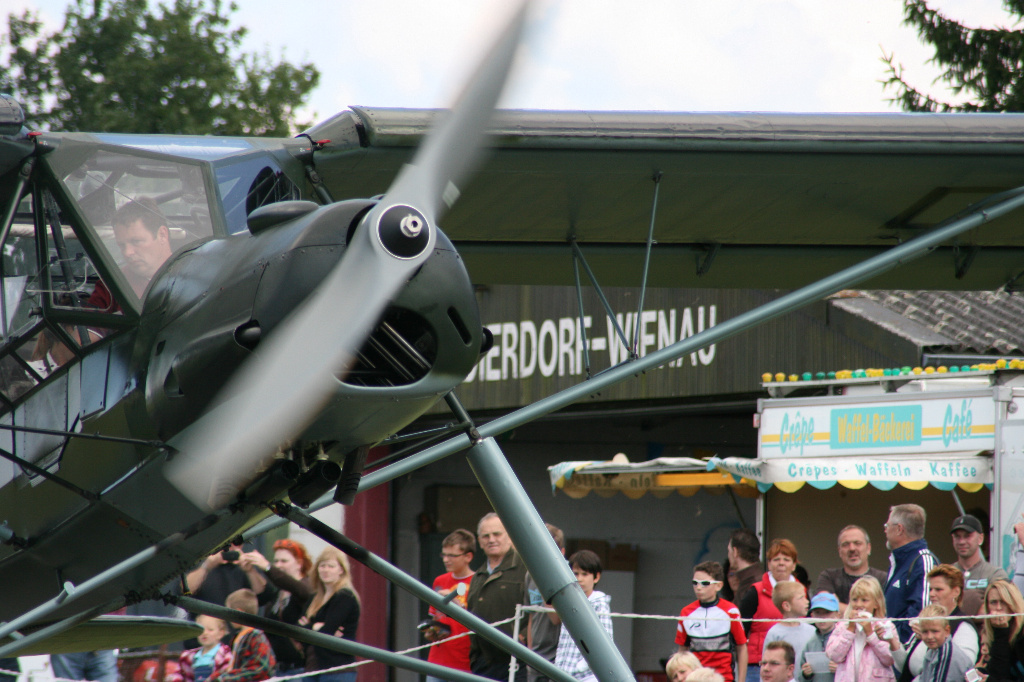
167,1,529,508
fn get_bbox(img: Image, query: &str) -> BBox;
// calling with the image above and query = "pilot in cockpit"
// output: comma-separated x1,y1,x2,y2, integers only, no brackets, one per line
88,196,173,312
111,196,173,297
30,198,175,372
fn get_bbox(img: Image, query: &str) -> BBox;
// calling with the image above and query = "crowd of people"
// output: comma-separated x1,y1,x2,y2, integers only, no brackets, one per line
421,513,613,682
414,502,1024,682
24,502,1024,682
671,503,1024,682
164,539,361,682
416,503,1024,682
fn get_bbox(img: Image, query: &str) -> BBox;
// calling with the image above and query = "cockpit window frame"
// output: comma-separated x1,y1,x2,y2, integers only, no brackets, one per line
33,182,135,338
35,159,143,320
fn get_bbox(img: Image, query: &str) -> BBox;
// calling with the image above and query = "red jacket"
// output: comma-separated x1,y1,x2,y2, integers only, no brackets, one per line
745,573,783,665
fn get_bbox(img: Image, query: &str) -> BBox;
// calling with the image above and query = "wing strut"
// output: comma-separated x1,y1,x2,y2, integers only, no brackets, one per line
0,532,186,654
0,600,116,658
571,251,593,379
570,240,631,357
265,500,578,682
632,172,662,354
466,436,635,682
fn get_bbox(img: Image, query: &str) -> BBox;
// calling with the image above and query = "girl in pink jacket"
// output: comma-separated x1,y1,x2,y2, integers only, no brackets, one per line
825,576,900,682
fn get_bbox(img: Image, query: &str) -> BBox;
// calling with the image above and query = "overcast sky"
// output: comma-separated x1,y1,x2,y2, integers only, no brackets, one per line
7,0,1020,124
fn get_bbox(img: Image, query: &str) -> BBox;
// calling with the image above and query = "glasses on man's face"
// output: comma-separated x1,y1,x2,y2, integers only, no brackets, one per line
441,552,468,559
692,580,721,587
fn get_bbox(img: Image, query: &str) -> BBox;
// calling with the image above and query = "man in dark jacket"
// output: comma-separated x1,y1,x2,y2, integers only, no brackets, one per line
884,504,937,643
467,513,528,681
728,528,763,603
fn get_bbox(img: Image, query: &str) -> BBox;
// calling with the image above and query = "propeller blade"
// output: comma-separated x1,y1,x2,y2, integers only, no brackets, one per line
386,0,529,225
166,0,530,509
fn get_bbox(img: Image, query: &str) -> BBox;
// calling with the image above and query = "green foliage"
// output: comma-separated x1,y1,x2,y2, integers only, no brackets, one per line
884,0,1024,112
0,0,320,135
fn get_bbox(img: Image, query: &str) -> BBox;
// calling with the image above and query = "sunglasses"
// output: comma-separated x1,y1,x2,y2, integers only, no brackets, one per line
692,580,722,587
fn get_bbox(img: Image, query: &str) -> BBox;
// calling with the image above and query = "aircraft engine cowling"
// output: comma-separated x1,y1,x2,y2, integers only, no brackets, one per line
138,198,482,453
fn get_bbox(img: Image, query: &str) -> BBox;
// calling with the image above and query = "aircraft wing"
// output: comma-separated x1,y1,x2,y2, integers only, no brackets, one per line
306,109,1024,290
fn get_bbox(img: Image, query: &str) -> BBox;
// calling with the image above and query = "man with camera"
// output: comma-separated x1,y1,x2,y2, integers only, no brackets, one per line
186,540,253,610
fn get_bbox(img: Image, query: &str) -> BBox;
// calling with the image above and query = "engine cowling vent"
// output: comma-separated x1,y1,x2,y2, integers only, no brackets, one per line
342,308,437,387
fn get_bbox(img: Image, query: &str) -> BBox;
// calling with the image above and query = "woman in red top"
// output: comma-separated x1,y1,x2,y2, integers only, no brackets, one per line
738,539,801,682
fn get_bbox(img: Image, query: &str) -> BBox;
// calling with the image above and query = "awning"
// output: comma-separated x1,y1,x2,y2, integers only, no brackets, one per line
707,452,993,493
549,455,759,499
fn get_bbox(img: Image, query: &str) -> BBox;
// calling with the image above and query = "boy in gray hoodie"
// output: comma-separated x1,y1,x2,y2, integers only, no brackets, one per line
799,592,838,682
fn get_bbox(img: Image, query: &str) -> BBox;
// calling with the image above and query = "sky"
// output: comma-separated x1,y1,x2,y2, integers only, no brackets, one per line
5,0,1021,124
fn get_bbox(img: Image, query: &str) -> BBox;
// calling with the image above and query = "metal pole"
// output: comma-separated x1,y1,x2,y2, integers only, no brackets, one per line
0,601,114,658
0,158,32,340
509,604,523,682
270,502,578,682
632,173,661,354
467,437,633,682
570,240,631,355
0,533,183,643
572,253,592,379
172,595,493,682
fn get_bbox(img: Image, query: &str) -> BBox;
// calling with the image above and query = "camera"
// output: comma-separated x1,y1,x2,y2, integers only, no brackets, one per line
221,549,240,562
417,619,450,641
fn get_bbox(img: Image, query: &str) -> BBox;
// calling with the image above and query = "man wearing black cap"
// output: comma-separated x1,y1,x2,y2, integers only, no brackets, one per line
951,513,1006,616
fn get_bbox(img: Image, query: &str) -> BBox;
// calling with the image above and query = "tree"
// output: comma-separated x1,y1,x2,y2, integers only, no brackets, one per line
0,0,320,135
884,0,1024,112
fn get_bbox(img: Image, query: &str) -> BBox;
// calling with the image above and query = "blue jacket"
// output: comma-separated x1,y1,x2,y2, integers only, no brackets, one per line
885,538,937,643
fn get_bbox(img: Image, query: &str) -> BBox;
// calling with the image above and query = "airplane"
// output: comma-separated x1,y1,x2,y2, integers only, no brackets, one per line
3,0,1024,680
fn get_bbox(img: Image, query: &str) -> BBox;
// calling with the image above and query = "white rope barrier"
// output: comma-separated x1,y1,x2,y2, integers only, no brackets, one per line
52,607,1008,682
519,604,1018,625
265,615,522,681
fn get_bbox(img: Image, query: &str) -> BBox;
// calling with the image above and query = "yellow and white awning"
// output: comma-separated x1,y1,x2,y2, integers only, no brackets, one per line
707,452,992,493
549,455,759,499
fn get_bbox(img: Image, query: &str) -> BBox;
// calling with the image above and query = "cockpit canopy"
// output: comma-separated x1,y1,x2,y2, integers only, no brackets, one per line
0,133,307,410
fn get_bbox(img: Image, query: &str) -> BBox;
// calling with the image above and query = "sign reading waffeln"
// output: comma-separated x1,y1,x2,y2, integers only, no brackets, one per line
708,453,993,493
759,396,995,458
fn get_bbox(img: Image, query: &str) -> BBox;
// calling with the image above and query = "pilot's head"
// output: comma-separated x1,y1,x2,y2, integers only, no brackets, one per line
112,197,173,282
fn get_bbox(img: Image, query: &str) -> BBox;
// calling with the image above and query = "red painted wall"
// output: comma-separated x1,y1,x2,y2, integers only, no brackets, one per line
346,448,391,682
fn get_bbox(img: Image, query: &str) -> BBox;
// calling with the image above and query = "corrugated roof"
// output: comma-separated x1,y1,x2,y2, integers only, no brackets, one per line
832,290,1024,355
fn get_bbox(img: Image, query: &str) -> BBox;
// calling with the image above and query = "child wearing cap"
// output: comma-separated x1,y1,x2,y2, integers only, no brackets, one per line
799,592,838,682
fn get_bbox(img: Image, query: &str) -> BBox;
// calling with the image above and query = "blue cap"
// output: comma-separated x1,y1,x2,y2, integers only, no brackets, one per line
810,592,840,612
